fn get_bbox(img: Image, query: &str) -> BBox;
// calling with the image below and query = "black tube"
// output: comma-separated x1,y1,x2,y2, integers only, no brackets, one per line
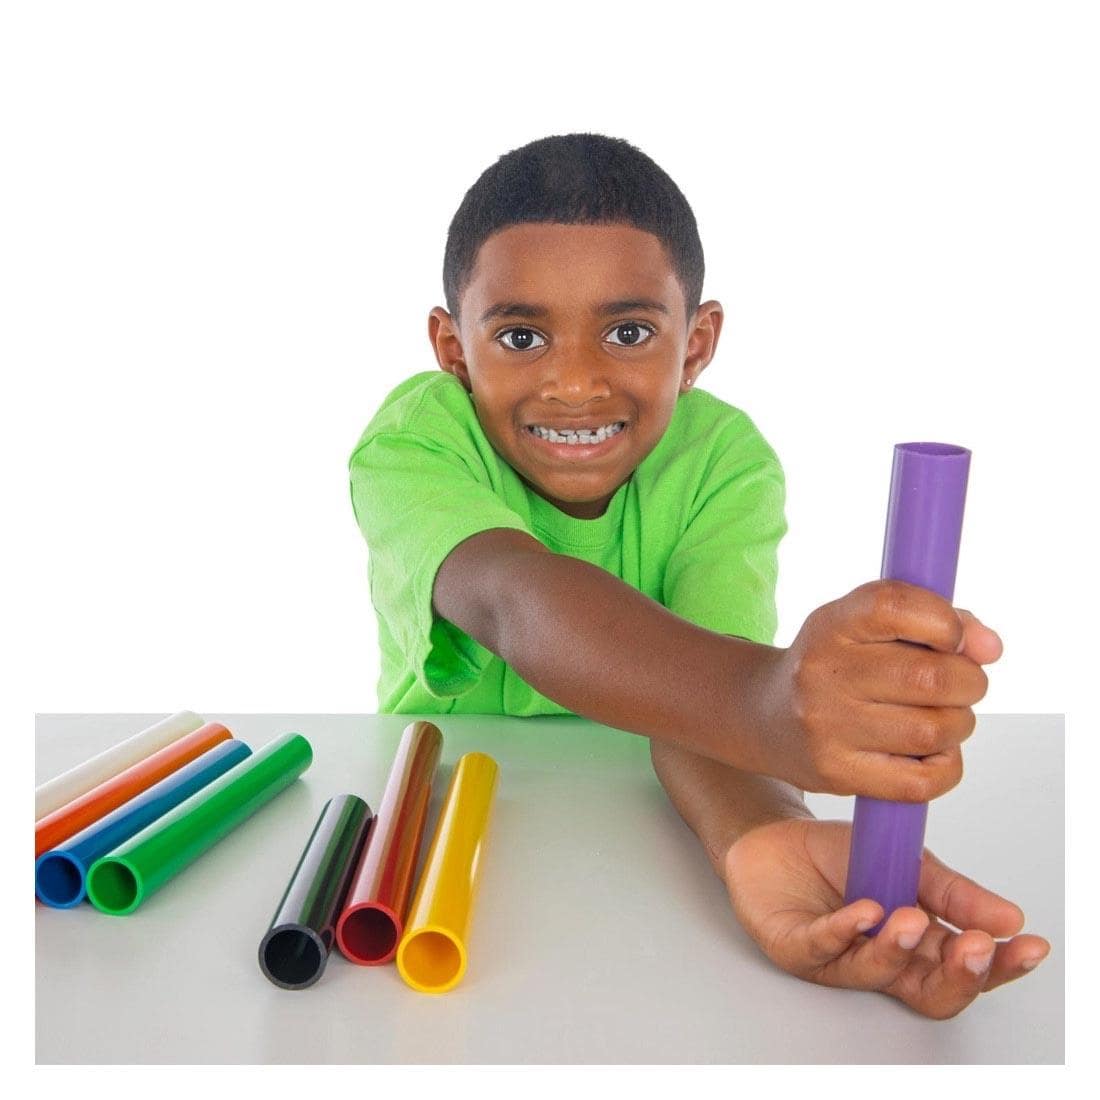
259,794,374,989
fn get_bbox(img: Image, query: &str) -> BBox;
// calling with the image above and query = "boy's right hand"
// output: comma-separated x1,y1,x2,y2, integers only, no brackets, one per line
760,579,1003,801
722,817,1048,1019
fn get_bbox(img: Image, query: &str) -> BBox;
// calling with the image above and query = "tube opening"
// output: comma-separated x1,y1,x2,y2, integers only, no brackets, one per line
260,928,326,989
35,853,85,907
398,929,465,992
897,442,970,458
86,860,140,913
339,905,400,964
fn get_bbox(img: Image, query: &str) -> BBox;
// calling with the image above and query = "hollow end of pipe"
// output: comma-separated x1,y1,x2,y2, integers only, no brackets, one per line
258,925,328,990
86,858,143,915
897,442,970,458
336,903,401,965
35,852,87,908
396,926,467,993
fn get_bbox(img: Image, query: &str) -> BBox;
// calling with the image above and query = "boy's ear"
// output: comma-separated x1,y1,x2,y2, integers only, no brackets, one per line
428,307,472,391
680,300,724,393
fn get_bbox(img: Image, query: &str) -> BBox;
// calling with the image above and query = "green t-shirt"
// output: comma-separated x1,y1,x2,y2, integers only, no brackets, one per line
349,371,787,715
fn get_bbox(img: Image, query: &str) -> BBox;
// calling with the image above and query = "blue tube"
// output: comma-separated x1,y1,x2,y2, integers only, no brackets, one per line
35,738,252,908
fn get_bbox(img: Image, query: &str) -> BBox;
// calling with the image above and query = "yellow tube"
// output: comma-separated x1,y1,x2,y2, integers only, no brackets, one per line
396,752,498,993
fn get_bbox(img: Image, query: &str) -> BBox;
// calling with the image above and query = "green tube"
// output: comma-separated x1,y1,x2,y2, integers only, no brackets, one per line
86,733,312,916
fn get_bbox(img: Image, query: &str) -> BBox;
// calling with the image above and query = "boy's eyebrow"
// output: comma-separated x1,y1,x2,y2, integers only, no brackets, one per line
596,297,671,317
478,297,670,325
478,302,549,324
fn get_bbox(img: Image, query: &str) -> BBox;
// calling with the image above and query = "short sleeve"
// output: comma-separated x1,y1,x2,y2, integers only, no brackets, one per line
349,429,531,698
662,451,787,646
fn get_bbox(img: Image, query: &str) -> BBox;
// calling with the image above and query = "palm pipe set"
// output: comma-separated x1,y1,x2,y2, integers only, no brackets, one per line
38,441,967,987
36,714,500,995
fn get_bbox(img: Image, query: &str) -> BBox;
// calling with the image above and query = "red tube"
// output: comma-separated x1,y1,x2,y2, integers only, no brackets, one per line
34,722,233,857
336,721,443,965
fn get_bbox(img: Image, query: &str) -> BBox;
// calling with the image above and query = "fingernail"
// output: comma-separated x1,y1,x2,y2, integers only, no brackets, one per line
1020,955,1045,971
964,951,994,975
897,930,922,949
856,919,874,932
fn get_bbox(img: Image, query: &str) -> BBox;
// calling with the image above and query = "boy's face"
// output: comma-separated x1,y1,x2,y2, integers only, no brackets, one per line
429,223,723,519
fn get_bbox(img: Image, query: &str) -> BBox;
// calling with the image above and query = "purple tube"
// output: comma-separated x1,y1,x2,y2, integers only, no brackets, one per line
843,442,971,932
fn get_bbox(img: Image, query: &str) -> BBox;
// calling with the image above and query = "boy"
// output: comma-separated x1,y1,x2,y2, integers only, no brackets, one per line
349,133,1049,1019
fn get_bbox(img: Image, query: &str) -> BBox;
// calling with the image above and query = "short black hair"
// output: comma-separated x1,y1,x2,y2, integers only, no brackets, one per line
443,133,705,324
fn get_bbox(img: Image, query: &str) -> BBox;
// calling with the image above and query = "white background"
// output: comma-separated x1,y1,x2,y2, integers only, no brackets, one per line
8,2,1092,714
9,0,1095,1083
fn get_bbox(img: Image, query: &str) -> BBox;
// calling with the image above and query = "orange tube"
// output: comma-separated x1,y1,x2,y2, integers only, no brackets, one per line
34,722,233,857
396,752,498,994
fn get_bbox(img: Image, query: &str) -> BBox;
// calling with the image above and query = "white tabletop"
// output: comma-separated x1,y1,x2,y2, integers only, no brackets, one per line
35,713,1064,1064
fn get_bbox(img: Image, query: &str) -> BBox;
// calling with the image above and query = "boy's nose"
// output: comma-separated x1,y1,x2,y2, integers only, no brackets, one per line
539,357,612,406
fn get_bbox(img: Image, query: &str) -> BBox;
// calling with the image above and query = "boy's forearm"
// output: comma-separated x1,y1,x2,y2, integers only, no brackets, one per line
432,528,786,771
650,738,813,877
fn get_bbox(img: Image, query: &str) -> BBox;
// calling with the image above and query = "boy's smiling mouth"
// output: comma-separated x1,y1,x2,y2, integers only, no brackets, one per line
523,418,629,457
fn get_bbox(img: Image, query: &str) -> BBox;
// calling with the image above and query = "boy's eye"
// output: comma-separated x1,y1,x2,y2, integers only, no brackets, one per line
606,322,655,347
497,327,546,351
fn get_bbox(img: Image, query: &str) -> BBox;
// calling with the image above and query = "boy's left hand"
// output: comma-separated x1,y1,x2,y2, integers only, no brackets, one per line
723,818,1051,1019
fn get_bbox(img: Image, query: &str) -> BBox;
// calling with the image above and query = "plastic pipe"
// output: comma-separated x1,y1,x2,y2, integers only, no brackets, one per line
337,721,443,965
259,794,374,989
86,732,312,915
843,443,971,932
396,752,498,994
35,722,233,857
35,739,251,908
36,711,204,820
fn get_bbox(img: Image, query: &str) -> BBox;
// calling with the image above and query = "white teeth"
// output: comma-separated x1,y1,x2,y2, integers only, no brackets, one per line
529,422,624,445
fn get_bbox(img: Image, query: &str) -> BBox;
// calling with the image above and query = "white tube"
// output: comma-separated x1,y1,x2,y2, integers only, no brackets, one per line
35,711,204,820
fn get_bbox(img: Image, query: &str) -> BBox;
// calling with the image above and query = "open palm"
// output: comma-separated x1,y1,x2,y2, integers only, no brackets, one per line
723,817,1050,1019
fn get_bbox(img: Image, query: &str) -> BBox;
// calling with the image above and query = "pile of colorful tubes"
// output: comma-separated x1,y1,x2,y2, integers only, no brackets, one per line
35,712,312,914
258,721,499,995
